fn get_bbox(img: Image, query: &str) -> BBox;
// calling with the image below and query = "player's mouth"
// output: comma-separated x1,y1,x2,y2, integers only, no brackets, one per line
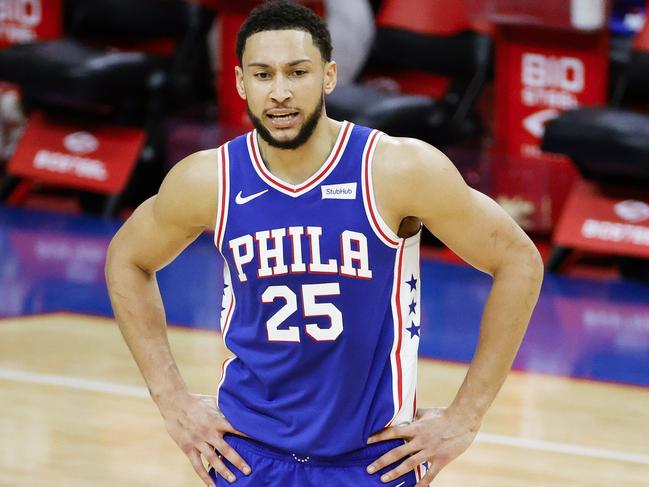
266,110,300,129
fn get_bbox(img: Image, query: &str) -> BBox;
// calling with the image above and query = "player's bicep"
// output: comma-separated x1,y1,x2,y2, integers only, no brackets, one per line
109,196,204,274
423,186,533,276
107,149,218,273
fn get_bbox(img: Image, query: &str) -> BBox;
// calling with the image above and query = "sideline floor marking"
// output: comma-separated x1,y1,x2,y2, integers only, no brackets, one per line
476,432,649,465
0,367,148,398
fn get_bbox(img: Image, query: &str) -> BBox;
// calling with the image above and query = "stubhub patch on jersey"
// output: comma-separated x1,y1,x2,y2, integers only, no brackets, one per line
321,182,357,199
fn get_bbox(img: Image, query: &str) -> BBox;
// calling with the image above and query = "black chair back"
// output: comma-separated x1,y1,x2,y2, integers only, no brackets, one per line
64,0,193,39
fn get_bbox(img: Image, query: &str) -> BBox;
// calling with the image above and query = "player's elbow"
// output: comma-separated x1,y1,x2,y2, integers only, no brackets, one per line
512,241,544,287
493,238,544,287
105,234,124,290
105,231,150,291
529,244,544,281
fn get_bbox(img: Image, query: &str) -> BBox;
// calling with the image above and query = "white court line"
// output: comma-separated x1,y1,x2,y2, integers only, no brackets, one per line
2,367,649,466
477,432,649,465
0,368,148,398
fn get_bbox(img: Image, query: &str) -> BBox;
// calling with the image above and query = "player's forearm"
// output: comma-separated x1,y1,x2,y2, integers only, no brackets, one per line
448,245,543,423
105,248,188,404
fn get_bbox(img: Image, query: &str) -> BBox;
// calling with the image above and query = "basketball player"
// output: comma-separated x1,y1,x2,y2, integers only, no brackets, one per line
105,2,543,486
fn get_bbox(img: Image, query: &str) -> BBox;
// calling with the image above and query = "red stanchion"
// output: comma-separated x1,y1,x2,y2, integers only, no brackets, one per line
473,0,610,233
0,0,63,48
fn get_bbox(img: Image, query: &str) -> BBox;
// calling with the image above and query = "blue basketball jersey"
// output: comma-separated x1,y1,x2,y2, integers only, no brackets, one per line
214,122,421,457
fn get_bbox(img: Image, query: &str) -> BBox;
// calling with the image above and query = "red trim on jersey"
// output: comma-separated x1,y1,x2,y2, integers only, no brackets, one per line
364,131,400,246
394,241,405,413
215,144,228,249
249,121,351,194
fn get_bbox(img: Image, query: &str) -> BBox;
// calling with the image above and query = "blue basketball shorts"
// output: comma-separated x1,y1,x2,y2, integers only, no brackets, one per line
208,434,430,486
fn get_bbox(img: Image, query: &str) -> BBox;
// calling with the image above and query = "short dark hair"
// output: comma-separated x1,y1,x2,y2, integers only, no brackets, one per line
236,1,333,63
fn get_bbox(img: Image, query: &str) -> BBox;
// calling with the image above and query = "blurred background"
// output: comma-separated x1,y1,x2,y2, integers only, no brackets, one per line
0,1,648,486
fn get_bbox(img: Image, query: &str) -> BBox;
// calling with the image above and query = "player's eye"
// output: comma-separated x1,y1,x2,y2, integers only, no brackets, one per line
292,69,307,77
255,72,271,80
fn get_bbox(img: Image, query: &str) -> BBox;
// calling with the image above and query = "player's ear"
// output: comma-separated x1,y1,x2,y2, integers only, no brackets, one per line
323,61,337,95
235,66,247,100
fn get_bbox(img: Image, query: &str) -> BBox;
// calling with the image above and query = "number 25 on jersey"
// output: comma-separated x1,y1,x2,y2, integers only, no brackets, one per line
262,283,343,342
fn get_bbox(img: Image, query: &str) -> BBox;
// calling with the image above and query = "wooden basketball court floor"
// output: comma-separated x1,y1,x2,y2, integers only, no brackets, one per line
1,206,648,486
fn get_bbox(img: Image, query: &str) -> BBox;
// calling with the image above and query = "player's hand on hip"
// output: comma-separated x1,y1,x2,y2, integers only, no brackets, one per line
157,391,251,486
365,407,480,486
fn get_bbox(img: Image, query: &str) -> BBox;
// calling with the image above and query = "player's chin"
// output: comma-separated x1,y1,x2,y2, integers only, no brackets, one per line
269,128,300,143
267,133,301,149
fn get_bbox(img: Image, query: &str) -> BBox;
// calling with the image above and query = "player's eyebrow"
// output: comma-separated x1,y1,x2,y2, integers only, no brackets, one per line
287,59,312,66
246,59,313,68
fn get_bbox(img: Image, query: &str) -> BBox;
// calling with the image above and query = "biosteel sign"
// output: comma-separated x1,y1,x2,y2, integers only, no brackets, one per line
520,53,583,143
8,112,145,194
0,0,62,47
494,30,608,159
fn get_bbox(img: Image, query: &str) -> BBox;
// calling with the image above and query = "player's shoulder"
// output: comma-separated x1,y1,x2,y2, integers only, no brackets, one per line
168,148,220,182
154,148,220,229
372,133,456,187
369,132,469,220
160,148,220,207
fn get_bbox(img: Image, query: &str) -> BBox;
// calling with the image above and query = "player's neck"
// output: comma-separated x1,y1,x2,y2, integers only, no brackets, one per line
257,116,342,185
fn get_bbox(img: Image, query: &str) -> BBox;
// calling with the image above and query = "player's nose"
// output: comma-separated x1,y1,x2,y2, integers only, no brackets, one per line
269,74,292,104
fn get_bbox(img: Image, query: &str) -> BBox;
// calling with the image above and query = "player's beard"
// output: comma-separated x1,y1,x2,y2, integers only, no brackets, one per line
248,95,324,150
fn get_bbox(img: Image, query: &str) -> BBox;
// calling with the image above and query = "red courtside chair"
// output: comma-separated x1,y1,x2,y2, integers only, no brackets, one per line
325,0,492,149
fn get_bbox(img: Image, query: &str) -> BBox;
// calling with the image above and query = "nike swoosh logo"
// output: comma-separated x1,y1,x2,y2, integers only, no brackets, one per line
395,482,406,487
235,189,268,205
